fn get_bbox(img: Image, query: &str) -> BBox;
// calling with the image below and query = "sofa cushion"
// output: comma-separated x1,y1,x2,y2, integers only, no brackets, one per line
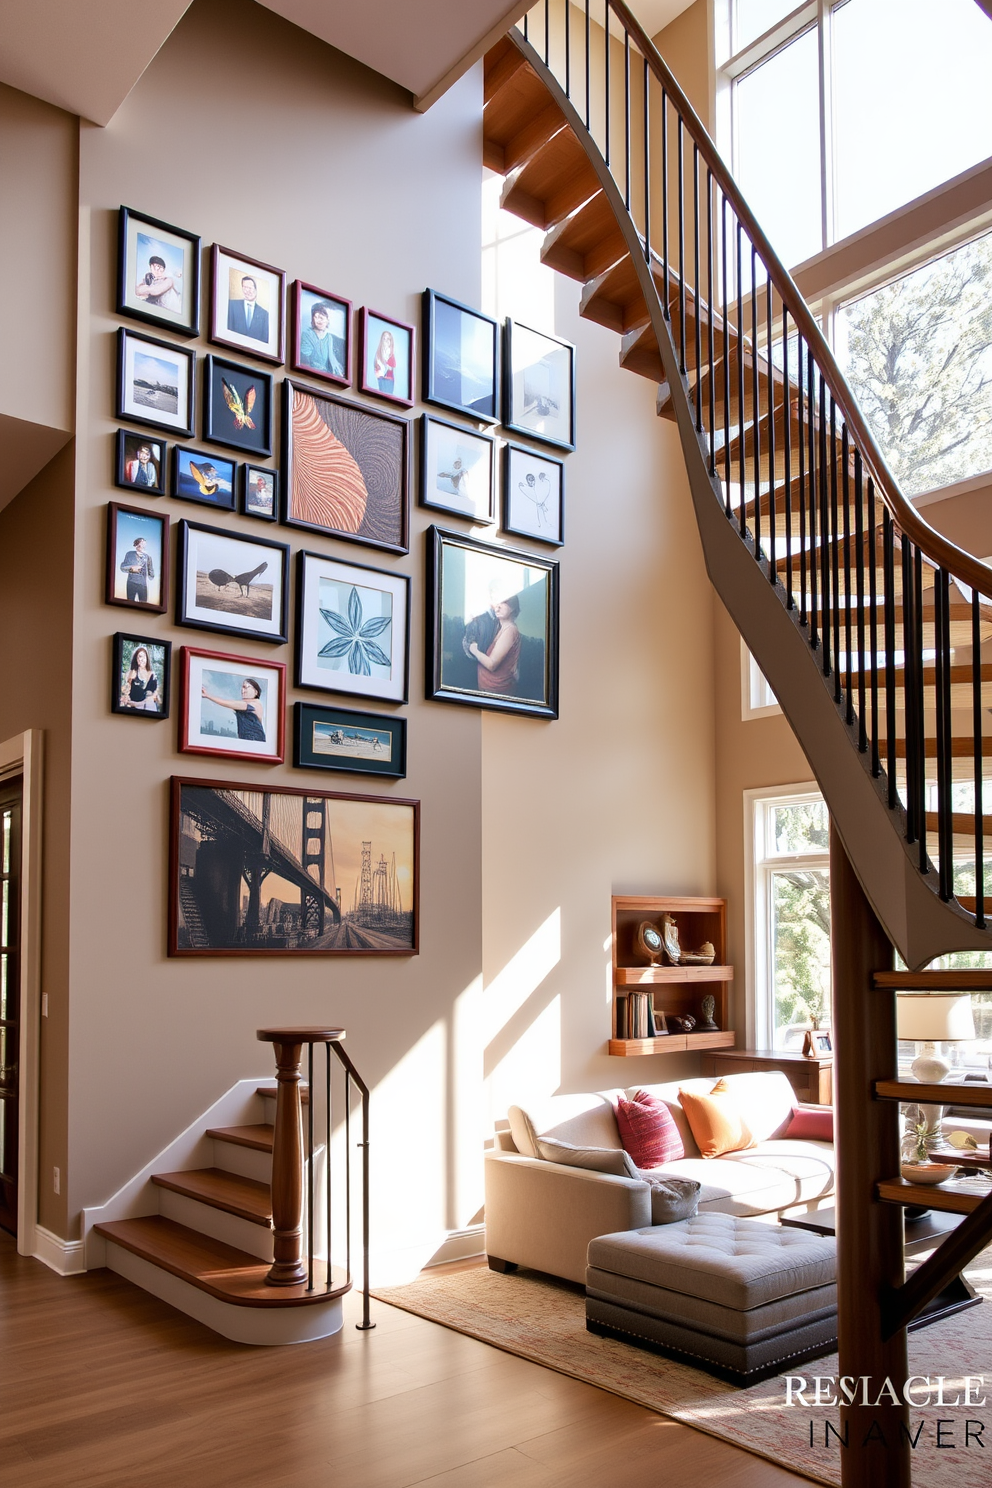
646,1175,700,1225
679,1078,757,1158
507,1091,624,1158
617,1090,685,1168
536,1136,640,1179
786,1106,834,1142
652,1140,834,1216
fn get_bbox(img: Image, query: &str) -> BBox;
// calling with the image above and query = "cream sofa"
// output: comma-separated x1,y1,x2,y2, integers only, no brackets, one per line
484,1071,834,1284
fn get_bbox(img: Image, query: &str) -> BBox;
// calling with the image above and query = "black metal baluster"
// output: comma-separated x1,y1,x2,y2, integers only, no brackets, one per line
736,223,745,536
325,1044,332,1292
868,476,880,775
915,548,928,872
566,0,571,98
842,422,852,722
721,198,731,514
751,250,760,562
935,568,953,900
974,590,986,927
677,117,685,372
829,399,840,698
344,1068,352,1286
707,171,715,473
694,148,701,429
783,309,793,608
808,349,819,649
661,90,668,313
307,1041,314,1292
884,515,897,806
766,279,776,585
585,0,591,128
624,29,630,211
604,0,610,165
854,449,866,750
818,378,830,674
797,338,808,624
644,58,651,263
545,0,550,65
902,537,917,840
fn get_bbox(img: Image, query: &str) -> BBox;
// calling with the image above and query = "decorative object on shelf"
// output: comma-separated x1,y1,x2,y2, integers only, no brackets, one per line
204,354,274,457
296,550,410,704
609,896,733,1056
900,1161,958,1186
294,702,407,779
209,244,285,365
290,280,351,387
111,633,170,718
172,446,236,511
681,941,716,965
176,519,289,644
117,205,200,338
661,914,682,964
283,381,409,553
426,526,559,719
179,647,286,764
419,413,496,524
503,319,576,451
115,429,167,495
241,465,278,521
670,1015,696,1033
169,777,419,956
802,1029,833,1056
502,443,564,546
697,995,718,1032
106,502,169,613
358,307,415,408
897,992,976,1084
636,921,664,965
116,327,195,437
422,289,500,424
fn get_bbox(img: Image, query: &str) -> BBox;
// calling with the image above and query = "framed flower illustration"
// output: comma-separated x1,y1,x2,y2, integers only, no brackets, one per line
296,551,410,703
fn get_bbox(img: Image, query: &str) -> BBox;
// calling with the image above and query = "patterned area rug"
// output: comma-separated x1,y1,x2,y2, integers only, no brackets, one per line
373,1247,992,1488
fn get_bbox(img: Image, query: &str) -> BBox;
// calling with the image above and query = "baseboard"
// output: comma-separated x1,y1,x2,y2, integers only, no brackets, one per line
34,1224,86,1276
425,1224,486,1267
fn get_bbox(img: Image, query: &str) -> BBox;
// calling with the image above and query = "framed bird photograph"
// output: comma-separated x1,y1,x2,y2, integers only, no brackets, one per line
172,446,237,511
178,646,286,764
176,519,289,644
502,443,564,546
204,354,273,457
296,550,410,703
209,245,285,365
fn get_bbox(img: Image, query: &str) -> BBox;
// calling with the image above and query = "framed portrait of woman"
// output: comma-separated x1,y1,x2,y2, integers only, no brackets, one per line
291,281,352,387
358,307,415,408
111,633,171,718
117,206,200,338
178,647,286,764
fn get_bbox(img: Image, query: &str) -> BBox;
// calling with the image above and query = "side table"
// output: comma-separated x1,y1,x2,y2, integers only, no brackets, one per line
701,1048,832,1105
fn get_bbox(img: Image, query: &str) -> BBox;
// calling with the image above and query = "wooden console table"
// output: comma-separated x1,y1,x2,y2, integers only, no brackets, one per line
701,1048,832,1106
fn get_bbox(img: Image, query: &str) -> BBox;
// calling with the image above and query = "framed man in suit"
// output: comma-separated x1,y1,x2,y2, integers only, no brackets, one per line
228,275,269,343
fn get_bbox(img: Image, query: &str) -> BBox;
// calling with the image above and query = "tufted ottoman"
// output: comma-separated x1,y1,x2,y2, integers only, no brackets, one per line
585,1213,837,1385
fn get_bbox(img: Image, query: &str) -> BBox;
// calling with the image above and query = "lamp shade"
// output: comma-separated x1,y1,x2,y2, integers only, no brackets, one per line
896,994,976,1042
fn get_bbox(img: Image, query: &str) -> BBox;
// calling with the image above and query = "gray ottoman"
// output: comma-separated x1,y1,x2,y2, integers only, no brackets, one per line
586,1213,837,1385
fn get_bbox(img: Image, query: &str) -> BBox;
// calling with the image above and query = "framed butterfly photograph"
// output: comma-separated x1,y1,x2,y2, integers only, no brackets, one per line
204,354,273,457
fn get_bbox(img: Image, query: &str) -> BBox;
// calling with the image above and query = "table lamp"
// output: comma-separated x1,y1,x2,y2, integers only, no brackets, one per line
896,994,976,1084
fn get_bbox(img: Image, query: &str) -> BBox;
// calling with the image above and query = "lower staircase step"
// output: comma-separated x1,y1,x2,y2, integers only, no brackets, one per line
151,1167,272,1225
207,1124,274,1153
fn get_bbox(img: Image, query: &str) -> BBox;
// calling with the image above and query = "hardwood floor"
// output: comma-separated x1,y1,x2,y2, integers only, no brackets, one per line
0,1234,812,1487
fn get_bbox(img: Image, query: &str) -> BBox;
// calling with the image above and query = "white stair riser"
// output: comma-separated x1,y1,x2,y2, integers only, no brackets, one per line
210,1139,272,1184
156,1188,274,1261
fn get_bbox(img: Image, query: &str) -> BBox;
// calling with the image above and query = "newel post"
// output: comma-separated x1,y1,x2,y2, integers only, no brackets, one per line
257,1029,308,1286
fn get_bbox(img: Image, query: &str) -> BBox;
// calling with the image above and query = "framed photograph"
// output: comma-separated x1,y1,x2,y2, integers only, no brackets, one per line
283,380,409,554
242,464,278,522
296,550,409,703
426,526,559,719
115,429,167,496
503,320,576,451
116,327,195,436
112,633,171,718
803,1029,833,1056
209,245,285,365
177,519,289,644
117,206,200,337
204,354,273,457
422,289,499,424
291,281,351,386
502,443,564,546
358,307,415,408
294,703,407,779
106,502,169,613
419,413,496,524
179,647,286,764
172,446,237,511
169,778,419,956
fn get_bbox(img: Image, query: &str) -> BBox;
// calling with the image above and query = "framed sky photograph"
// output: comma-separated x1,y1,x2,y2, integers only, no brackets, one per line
117,206,200,337
209,245,285,365
358,307,415,408
179,646,286,764
294,703,407,780
115,429,166,496
296,550,409,703
503,320,576,451
502,443,564,546
283,380,409,553
172,446,237,511
422,289,499,424
169,778,419,956
426,526,559,719
106,502,169,613
419,413,496,524
291,281,351,387
116,328,195,437
112,633,171,718
177,519,289,644
204,354,273,457
242,464,278,521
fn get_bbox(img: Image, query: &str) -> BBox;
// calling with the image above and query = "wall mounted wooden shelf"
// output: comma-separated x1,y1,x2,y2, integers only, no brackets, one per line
610,894,734,1057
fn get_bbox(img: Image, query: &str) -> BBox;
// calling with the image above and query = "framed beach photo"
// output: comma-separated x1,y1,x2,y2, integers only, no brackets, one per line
204,354,273,457
359,307,415,408
294,703,407,780
426,526,559,719
503,321,576,451
116,328,195,436
419,413,496,524
112,633,171,718
115,429,166,496
172,446,237,511
502,443,564,546
296,550,410,703
177,520,289,644
291,281,351,387
242,464,278,522
179,647,286,764
283,380,409,554
209,245,285,365
117,206,200,337
106,502,169,613
422,289,499,424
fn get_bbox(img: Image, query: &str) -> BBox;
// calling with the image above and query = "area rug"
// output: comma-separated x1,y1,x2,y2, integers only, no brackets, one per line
373,1247,992,1488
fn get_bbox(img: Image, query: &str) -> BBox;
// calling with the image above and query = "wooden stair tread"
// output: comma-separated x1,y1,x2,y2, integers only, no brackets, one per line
875,1077,992,1107
207,1124,274,1153
874,970,992,991
877,1177,991,1215
256,1084,309,1105
96,1216,350,1307
151,1167,272,1225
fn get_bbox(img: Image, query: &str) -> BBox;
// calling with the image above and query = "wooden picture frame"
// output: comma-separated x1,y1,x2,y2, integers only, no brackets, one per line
176,519,289,645
209,244,285,365
296,549,410,704
294,702,407,779
422,288,499,424
241,464,279,522
803,1029,833,1056
290,280,352,387
503,319,576,452
106,501,169,613
116,327,195,437
419,413,496,524
112,632,171,718
115,429,167,496
179,646,286,764
502,442,564,546
358,306,415,408
117,205,200,338
204,354,273,458
171,445,237,511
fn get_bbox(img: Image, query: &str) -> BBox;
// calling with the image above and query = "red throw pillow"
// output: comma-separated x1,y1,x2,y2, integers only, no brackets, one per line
616,1090,685,1168
787,1106,833,1141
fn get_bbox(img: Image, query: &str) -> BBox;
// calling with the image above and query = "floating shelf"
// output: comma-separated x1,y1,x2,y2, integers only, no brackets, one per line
610,896,734,1057
873,970,992,991
616,964,734,986
874,1078,992,1109
876,1177,992,1215
608,1030,735,1057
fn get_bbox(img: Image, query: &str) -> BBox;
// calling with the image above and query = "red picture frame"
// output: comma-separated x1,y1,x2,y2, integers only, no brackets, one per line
178,646,286,764
358,306,415,408
290,280,352,388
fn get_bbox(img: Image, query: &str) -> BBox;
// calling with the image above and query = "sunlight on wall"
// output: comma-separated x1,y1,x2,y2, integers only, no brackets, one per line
488,995,562,1125
481,172,556,330
483,907,562,1044
452,973,485,1232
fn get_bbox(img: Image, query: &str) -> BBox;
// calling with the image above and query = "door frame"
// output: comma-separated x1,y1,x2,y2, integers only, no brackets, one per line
0,730,43,1256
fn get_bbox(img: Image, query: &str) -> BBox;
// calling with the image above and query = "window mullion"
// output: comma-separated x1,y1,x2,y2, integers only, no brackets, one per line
817,0,834,252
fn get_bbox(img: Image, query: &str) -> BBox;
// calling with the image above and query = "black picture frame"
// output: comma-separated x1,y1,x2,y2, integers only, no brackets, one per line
172,445,237,511
296,549,410,704
503,319,576,452
502,442,565,546
176,519,289,645
117,205,200,338
291,280,352,387
116,327,195,438
241,464,279,522
204,354,273,457
422,289,500,424
115,429,167,496
419,412,496,524
426,526,560,720
106,501,169,613
294,703,407,779
111,632,171,718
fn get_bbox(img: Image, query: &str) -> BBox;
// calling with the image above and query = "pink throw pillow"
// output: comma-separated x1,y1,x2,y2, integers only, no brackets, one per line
786,1106,833,1141
616,1090,685,1168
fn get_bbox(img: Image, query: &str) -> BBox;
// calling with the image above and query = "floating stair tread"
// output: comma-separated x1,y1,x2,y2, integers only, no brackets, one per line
873,970,992,991
256,1085,309,1105
877,1178,989,1215
206,1124,274,1153
875,1077,992,1107
95,1217,350,1307
151,1167,272,1226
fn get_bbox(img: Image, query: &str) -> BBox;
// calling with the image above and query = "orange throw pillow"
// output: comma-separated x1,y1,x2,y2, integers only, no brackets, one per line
679,1078,756,1158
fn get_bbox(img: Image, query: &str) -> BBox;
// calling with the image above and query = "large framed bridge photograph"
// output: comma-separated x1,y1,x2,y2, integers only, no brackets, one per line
169,777,419,956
